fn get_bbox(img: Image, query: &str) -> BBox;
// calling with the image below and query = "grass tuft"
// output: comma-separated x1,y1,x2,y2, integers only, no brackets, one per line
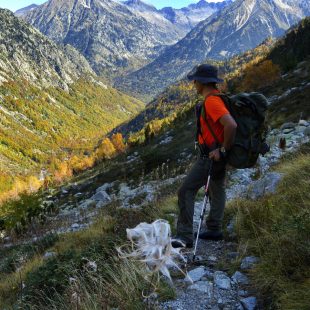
226,150,310,309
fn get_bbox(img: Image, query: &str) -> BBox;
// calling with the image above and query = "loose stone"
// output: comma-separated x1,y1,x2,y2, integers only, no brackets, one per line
232,271,249,285
240,296,257,310
280,122,296,130
187,281,213,297
43,251,56,259
298,120,309,127
238,289,249,297
304,127,310,136
282,128,294,134
214,271,231,290
185,266,206,283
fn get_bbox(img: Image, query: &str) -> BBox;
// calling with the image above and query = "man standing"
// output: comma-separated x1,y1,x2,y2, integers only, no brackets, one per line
172,64,237,248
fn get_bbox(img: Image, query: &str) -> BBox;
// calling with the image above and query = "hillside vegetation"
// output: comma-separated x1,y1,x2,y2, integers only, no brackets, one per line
225,144,310,309
0,105,197,308
268,17,310,72
0,78,143,200
0,9,144,202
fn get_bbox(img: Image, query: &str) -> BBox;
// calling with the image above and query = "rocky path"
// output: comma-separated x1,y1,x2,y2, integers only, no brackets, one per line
160,202,259,310
160,121,310,310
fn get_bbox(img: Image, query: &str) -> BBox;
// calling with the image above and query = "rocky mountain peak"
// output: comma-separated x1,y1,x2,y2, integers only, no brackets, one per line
21,0,186,76
0,8,95,90
15,3,39,16
189,0,215,9
123,0,157,11
159,0,232,34
187,0,232,10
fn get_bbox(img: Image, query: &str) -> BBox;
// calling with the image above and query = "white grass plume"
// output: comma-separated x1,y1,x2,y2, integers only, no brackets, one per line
118,219,187,282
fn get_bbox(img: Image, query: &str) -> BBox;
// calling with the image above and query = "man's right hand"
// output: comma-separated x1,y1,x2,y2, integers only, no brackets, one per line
209,148,220,161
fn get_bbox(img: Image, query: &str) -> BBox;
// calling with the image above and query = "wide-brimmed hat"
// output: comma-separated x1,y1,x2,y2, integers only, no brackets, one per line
187,64,224,84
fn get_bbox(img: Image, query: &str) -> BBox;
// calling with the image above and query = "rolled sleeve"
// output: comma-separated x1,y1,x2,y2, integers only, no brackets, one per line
205,96,230,123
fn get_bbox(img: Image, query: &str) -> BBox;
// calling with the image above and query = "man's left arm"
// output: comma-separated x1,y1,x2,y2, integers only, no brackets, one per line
220,114,237,150
209,114,237,161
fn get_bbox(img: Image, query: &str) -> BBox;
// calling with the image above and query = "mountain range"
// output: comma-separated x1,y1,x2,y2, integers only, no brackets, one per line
21,0,176,76
19,0,232,77
14,0,310,101
115,0,310,101
2,0,309,187
125,0,232,36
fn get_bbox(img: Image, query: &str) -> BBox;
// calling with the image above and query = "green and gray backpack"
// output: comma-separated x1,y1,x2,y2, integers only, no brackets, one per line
201,92,270,169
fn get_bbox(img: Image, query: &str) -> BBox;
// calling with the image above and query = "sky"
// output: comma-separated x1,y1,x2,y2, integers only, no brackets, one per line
0,0,226,12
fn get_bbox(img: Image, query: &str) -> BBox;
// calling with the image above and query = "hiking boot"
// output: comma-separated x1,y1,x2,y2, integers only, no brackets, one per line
171,237,193,248
196,230,223,241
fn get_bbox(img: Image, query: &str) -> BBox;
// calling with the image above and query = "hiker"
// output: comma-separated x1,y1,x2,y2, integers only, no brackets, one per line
172,64,237,248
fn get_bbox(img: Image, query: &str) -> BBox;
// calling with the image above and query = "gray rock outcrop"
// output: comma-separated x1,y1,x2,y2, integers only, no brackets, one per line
247,172,283,199
0,9,95,90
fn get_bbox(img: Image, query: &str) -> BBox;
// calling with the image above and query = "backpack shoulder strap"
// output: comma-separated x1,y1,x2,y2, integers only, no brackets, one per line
200,94,226,146
195,103,203,142
211,93,230,108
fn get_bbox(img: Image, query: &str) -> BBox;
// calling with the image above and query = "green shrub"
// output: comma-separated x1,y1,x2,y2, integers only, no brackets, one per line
0,193,43,233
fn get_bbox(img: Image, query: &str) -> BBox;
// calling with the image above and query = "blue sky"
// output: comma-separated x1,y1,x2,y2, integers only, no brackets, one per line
0,0,225,12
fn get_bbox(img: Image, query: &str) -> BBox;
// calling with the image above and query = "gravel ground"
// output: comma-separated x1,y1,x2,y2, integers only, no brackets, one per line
160,202,258,310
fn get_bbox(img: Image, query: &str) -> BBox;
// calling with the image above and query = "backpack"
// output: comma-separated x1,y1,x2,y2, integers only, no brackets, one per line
200,92,270,169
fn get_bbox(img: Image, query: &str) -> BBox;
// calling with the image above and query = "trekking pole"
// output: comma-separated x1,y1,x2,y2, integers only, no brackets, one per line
193,160,213,262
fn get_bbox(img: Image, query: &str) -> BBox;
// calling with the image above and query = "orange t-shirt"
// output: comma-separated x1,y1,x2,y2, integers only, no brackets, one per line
198,91,230,147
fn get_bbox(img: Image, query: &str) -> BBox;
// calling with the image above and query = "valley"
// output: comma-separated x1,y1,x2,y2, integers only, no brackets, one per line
0,1,309,309
0,9,144,201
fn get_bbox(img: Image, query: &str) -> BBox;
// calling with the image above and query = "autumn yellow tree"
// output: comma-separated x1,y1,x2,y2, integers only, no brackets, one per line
69,155,82,173
53,161,73,183
68,155,94,173
240,60,281,91
96,137,116,160
111,133,126,153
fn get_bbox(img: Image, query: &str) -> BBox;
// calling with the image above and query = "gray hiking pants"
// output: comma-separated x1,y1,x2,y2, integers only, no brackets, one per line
176,157,226,242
